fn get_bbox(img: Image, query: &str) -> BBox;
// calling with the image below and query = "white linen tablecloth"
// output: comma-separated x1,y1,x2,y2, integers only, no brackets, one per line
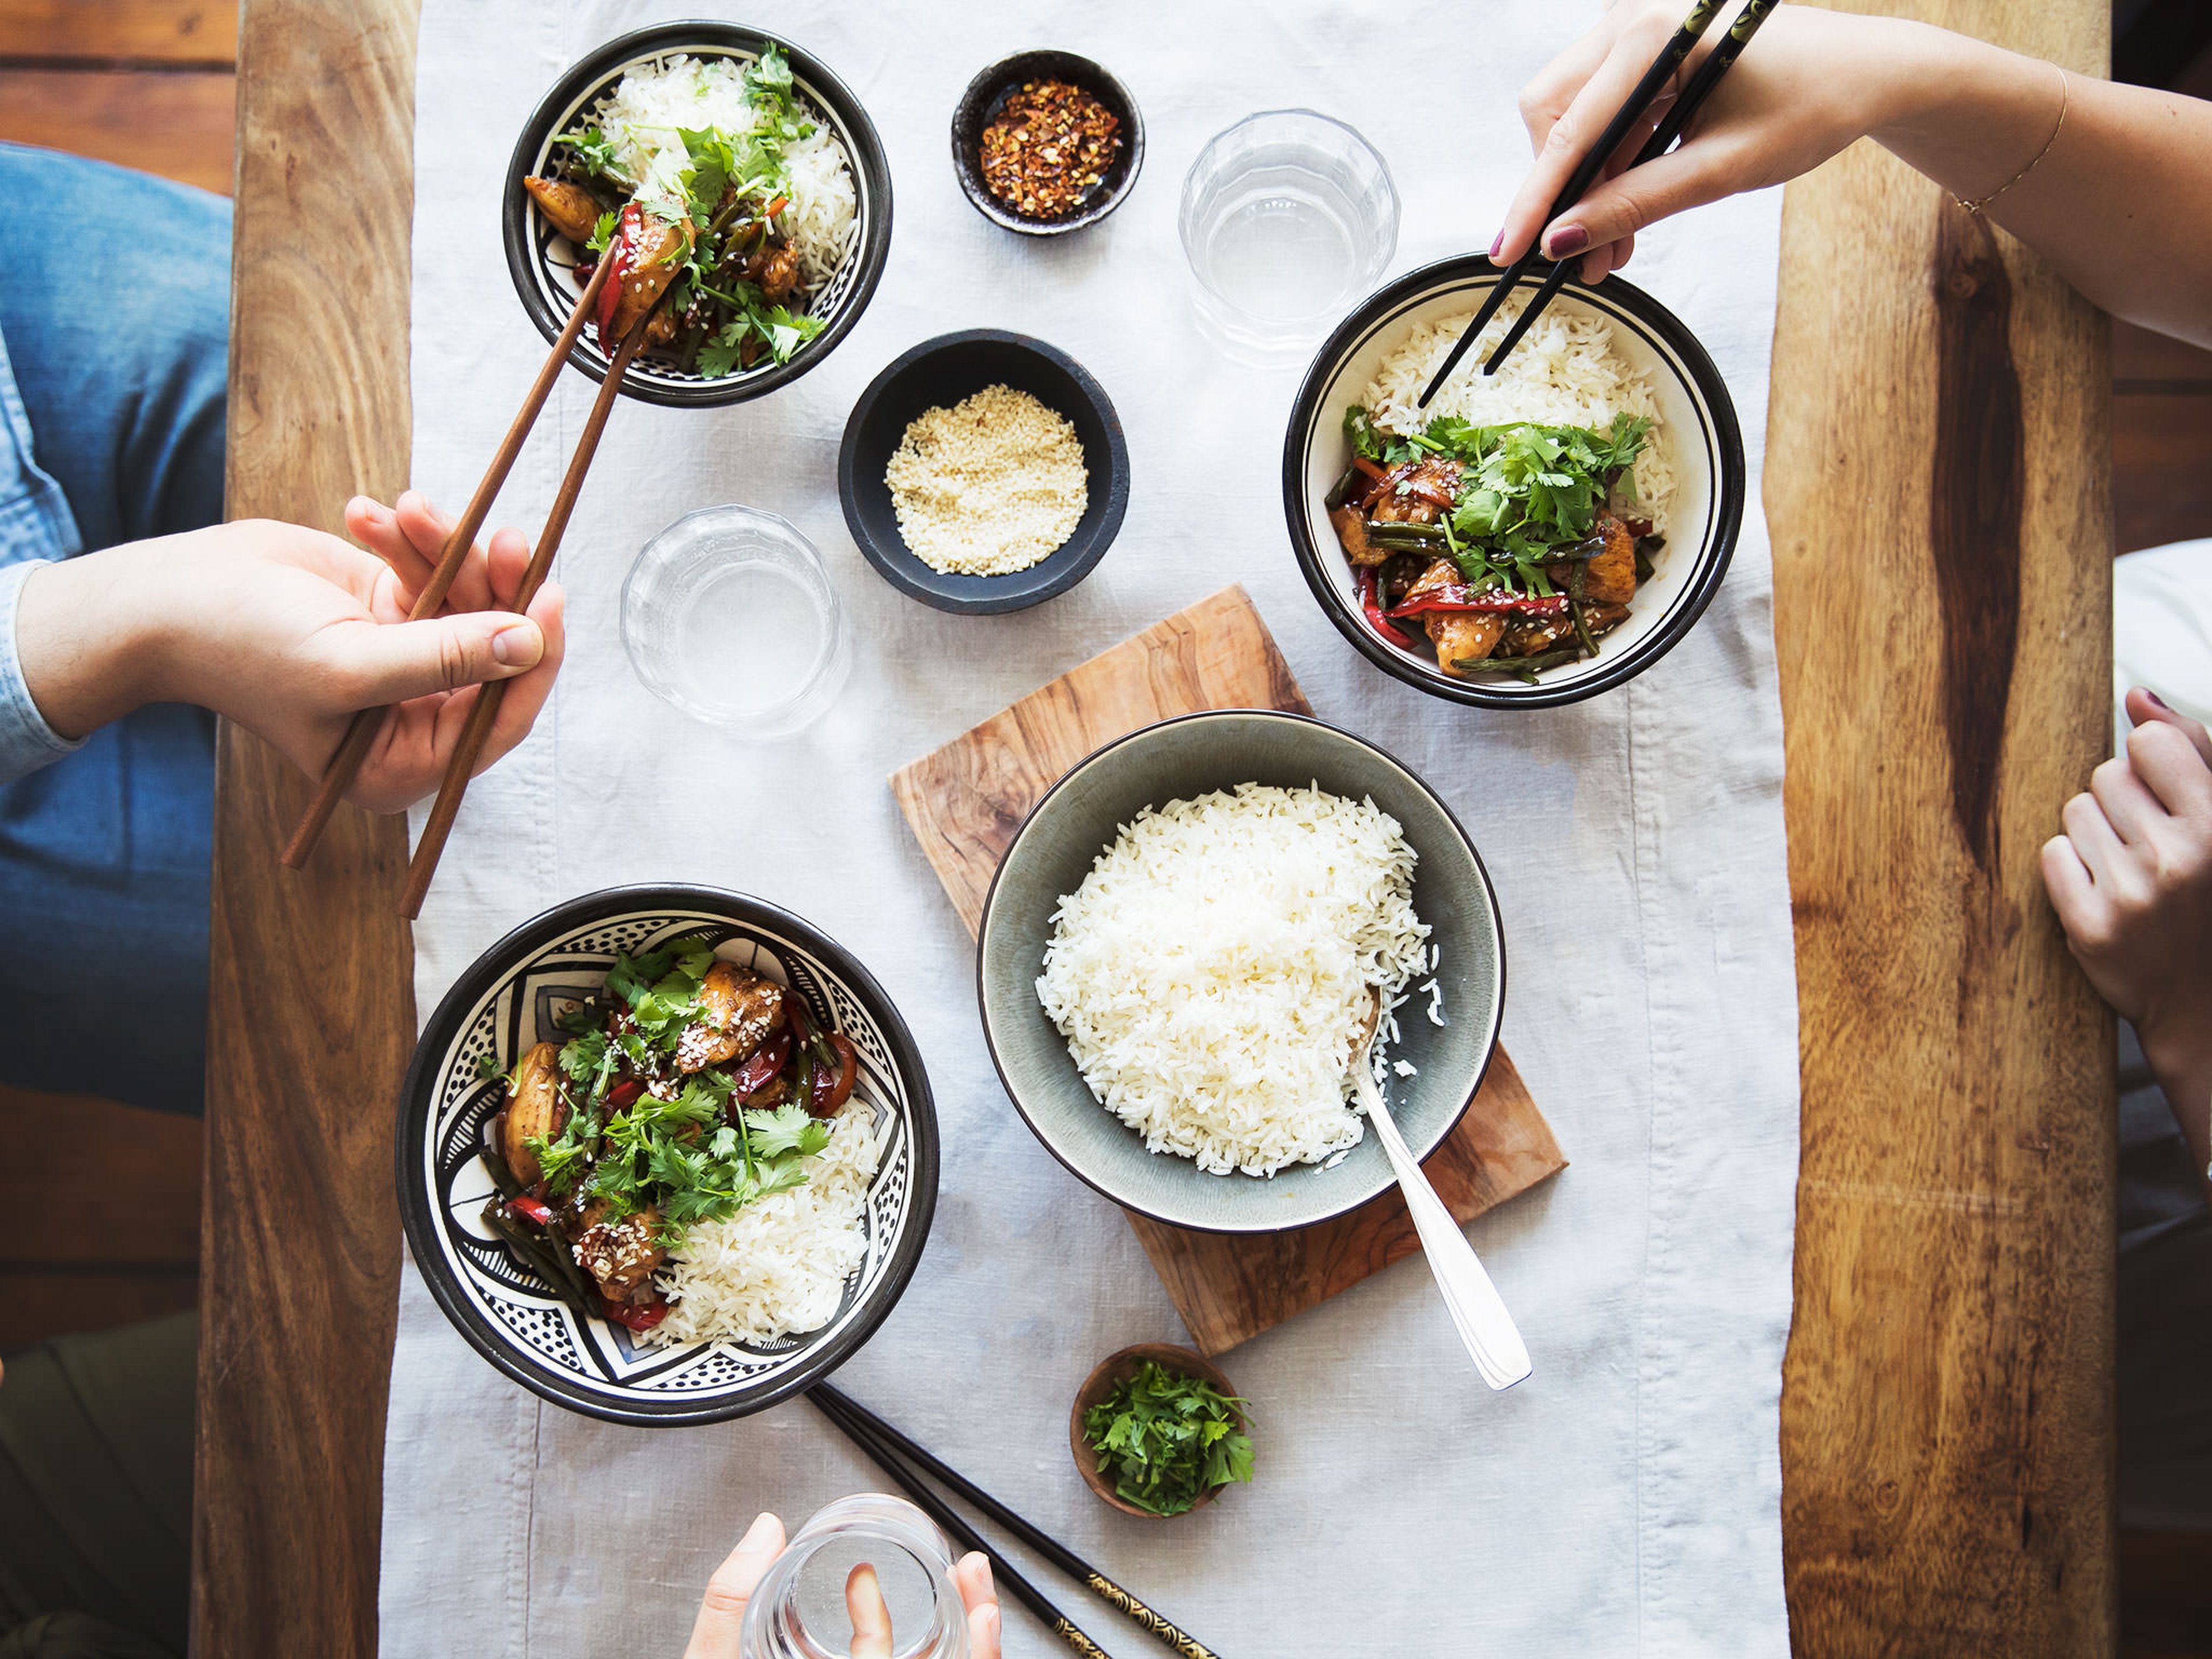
380,3,1800,1652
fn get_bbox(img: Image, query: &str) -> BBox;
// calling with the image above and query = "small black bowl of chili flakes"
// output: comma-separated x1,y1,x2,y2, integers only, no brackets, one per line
951,50,1143,236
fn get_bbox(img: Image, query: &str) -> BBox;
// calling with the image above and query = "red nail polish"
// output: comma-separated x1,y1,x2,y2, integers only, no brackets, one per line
1548,225,1590,258
2144,687,2171,710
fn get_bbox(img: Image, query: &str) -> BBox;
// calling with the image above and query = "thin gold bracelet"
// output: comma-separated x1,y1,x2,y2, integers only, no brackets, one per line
1956,61,2069,215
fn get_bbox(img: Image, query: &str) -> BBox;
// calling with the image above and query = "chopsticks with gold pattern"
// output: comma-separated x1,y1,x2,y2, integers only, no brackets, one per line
281,257,616,872
809,1384,1224,1659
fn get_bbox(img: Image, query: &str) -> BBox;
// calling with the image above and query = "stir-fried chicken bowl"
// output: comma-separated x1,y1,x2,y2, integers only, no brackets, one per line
1284,257,1744,709
398,886,937,1425
503,22,892,408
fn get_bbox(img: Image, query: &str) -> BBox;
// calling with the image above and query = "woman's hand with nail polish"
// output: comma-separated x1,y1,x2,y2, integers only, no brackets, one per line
16,491,566,814
1493,3,1909,283
681,1513,1002,1659
2043,687,2212,1171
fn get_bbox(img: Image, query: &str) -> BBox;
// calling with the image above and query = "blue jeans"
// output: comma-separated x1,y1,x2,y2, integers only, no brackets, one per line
0,144,228,1118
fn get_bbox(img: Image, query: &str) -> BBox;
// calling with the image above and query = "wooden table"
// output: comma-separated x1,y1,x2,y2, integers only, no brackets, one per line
198,0,2116,1652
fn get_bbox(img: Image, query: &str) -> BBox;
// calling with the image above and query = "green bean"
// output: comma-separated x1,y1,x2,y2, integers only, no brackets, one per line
1323,463,1363,512
482,1202,596,1313
1365,524,1447,550
1453,646,1585,682
479,1136,525,1200
1569,565,1598,659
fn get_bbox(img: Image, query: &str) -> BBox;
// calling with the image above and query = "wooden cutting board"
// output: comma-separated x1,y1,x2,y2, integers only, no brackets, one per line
891,585,1566,1353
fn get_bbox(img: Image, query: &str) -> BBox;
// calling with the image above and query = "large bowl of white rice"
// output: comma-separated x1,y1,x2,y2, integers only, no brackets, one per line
977,711,1506,1233
502,22,892,408
398,885,937,1426
1284,256,1744,707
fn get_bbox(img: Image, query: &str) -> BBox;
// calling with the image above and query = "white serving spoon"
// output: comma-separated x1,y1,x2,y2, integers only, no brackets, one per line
1352,991,1532,1390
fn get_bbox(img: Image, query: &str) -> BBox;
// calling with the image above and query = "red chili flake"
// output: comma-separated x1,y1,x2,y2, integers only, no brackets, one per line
977,78,1122,221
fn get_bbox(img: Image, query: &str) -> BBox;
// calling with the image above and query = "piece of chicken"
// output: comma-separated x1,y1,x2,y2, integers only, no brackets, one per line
1371,459,1460,525
1399,560,1503,676
1328,505,1386,568
1582,516,1638,605
756,244,800,303
522,176,604,244
500,1041,568,1188
676,961,786,1074
568,1199,666,1302
1501,613,1577,658
608,213,694,344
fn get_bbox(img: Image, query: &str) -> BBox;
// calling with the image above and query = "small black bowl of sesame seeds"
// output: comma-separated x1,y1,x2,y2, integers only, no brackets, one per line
951,50,1143,236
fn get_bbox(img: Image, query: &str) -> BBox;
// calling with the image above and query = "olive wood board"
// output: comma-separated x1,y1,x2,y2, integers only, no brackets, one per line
889,584,1566,1354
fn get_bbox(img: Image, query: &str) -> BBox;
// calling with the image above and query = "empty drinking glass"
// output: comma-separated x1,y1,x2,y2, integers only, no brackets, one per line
1179,109,1400,367
740,1493,971,1659
621,503,851,734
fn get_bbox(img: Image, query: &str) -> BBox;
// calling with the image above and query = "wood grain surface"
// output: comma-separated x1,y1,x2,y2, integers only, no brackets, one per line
891,586,1566,1354
1770,3,2116,1653
0,0,236,63
196,1,419,1656
0,66,234,194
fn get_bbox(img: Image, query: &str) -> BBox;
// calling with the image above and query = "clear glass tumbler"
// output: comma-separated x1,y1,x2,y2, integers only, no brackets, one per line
740,1493,971,1659
620,503,851,735
1178,109,1400,368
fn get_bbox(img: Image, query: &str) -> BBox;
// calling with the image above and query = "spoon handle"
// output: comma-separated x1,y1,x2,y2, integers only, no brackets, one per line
1361,1071,1533,1390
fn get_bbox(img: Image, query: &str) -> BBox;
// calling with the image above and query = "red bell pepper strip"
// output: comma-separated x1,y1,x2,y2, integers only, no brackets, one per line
508,1194,555,1228
594,203,640,337
1386,586,1570,620
605,1078,644,1110
1358,569,1419,649
809,1034,858,1117
1351,455,1388,484
732,1028,793,1095
603,1298,668,1333
1403,476,1456,509
1358,460,1416,512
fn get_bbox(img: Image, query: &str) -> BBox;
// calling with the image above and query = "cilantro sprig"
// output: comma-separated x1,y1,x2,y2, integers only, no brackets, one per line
1081,1360,1255,1517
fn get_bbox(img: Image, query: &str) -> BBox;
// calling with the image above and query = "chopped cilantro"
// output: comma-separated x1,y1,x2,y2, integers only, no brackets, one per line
1081,1359,1255,1517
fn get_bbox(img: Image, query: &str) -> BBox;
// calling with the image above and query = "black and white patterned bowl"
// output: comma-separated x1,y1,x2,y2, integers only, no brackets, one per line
397,886,937,1426
1284,256,1745,708
502,22,893,409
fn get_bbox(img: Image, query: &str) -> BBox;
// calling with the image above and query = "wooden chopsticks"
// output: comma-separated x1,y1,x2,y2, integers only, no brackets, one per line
1476,0,1784,375
808,1384,1225,1659
1417,0,1755,406
395,315,649,919
281,256,614,874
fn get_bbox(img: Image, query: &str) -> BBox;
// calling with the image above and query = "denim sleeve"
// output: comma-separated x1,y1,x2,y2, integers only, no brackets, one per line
0,558,81,783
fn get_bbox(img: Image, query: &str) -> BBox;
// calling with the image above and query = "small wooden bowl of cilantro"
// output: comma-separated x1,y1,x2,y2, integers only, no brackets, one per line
1070,1344,1254,1518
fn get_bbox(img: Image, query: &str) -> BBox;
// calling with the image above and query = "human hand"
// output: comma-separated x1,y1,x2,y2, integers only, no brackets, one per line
1495,3,1912,283
2042,688,2212,1157
681,1513,1002,1659
14,491,565,813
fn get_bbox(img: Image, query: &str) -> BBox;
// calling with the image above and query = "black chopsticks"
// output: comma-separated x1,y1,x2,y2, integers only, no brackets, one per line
1418,0,1777,404
809,1384,1224,1659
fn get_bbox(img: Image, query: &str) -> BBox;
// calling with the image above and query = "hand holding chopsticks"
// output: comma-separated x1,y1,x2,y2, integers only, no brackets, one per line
281,257,643,918
1419,0,1781,402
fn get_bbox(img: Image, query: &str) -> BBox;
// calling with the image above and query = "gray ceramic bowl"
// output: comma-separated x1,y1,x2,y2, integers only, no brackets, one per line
976,711,1505,1233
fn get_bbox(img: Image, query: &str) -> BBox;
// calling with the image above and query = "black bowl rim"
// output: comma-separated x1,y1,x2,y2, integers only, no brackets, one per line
501,20,895,410
948,49,1146,236
1282,256,1747,709
837,327,1131,615
973,708,1506,1234
396,882,940,1426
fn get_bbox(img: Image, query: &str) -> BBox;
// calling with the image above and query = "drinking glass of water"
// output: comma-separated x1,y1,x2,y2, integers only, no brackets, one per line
740,1493,971,1659
1178,109,1400,367
621,503,851,735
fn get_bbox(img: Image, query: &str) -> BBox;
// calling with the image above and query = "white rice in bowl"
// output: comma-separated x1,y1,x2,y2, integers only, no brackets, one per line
1359,297,1675,533
1036,783,1432,1178
646,1106,880,1346
584,52,858,293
